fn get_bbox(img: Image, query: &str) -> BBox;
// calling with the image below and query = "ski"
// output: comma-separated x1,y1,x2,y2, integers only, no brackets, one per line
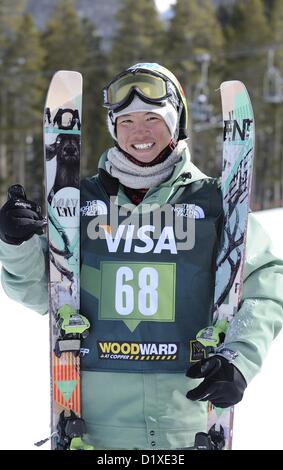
197,81,255,449
43,71,91,450
211,81,255,449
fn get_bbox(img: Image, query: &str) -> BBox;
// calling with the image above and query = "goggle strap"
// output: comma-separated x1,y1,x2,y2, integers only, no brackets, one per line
109,110,115,124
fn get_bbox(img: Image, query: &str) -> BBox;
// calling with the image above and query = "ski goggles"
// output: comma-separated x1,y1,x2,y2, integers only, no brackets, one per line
103,71,177,112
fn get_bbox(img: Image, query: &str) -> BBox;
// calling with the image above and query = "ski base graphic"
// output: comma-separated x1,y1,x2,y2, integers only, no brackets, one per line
43,71,90,450
208,81,255,449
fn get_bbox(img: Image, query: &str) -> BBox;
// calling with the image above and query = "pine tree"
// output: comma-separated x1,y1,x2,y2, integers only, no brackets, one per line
111,0,165,71
224,0,270,84
43,0,87,75
80,18,111,175
269,0,283,64
165,0,224,176
224,0,272,208
165,0,224,85
0,0,26,37
264,0,283,207
0,0,27,201
0,9,45,201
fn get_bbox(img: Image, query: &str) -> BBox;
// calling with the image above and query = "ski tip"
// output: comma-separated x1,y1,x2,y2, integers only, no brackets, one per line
220,80,246,91
52,70,82,84
53,70,82,76
49,70,82,85
44,70,83,108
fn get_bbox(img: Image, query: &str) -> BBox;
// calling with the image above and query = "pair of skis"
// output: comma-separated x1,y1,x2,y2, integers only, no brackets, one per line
41,72,254,450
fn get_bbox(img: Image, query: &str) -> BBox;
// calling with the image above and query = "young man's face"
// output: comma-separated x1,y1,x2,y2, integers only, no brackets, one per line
116,112,172,163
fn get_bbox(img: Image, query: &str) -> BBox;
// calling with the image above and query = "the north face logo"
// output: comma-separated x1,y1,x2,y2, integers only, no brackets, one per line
172,204,205,219
81,200,108,216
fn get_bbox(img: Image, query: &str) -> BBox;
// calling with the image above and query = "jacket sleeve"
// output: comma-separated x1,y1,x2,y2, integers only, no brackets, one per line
0,235,48,315
224,212,283,384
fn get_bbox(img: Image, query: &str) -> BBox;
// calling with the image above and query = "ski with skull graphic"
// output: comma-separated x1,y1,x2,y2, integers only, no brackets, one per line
42,71,91,450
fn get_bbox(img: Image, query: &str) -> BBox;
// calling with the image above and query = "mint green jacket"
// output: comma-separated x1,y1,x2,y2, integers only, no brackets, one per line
1,145,283,449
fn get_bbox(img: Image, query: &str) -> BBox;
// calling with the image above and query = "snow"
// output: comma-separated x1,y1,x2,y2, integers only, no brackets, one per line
0,208,282,450
233,208,283,450
233,329,283,450
0,291,50,449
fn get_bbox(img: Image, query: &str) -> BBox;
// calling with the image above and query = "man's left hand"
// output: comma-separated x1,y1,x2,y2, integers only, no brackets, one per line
186,355,247,408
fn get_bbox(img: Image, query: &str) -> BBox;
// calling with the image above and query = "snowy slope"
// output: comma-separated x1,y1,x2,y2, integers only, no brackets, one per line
0,289,50,449
233,208,283,450
0,208,282,450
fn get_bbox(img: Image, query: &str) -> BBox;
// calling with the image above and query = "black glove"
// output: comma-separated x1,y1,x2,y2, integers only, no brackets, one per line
0,184,46,245
186,355,247,408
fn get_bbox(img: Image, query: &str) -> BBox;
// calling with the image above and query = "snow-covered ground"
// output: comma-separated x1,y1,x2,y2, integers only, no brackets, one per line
233,208,283,450
0,208,282,450
0,290,50,450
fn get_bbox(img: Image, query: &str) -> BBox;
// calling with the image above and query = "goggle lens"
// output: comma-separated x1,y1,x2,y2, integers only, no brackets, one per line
107,73,168,106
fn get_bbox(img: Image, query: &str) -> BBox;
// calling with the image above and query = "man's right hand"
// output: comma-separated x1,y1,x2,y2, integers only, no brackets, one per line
0,184,47,245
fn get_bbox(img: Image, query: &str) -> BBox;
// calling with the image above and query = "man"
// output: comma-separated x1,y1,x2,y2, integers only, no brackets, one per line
0,63,282,449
